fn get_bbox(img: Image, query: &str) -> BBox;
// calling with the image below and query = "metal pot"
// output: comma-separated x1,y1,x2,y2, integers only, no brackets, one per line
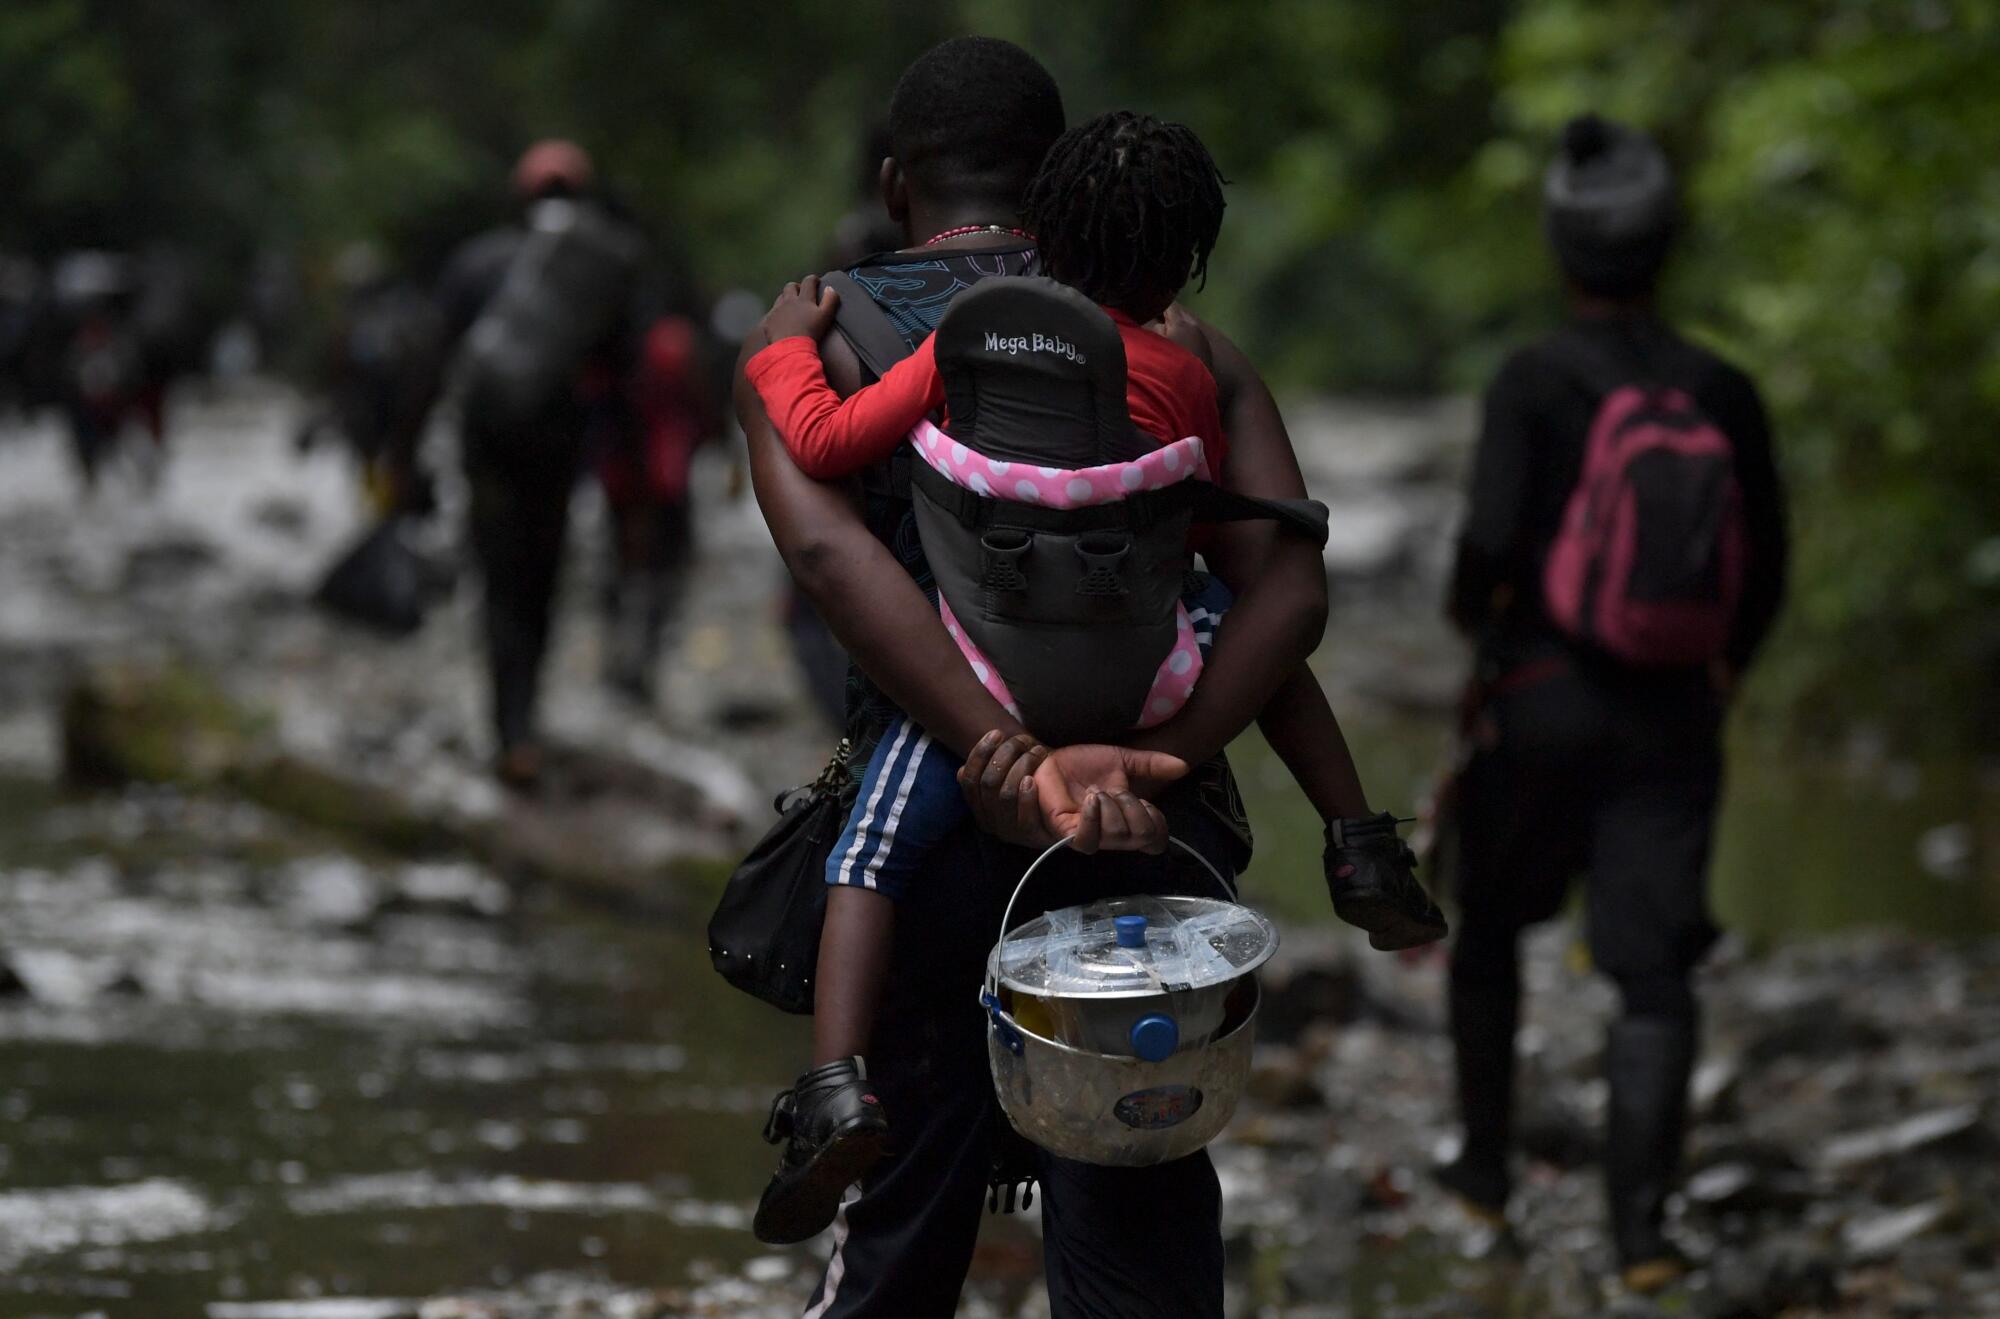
980,836,1276,1167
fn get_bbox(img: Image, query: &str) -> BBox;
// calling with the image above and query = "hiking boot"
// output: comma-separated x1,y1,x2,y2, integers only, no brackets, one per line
1325,812,1448,950
753,1057,890,1245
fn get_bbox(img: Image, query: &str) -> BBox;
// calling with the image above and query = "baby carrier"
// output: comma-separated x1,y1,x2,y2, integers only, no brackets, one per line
870,276,1329,746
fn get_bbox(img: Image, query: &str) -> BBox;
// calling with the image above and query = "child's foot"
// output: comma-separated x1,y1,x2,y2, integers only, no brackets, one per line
1325,812,1448,950
753,1057,890,1244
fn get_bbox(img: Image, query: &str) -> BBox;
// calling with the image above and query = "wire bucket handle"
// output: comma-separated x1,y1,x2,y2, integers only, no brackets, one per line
982,833,1237,1005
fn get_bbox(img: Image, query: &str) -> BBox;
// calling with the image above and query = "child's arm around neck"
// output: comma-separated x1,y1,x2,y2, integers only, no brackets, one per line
745,335,944,481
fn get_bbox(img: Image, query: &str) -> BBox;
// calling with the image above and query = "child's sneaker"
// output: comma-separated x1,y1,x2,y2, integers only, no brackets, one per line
752,1057,890,1244
1325,812,1448,950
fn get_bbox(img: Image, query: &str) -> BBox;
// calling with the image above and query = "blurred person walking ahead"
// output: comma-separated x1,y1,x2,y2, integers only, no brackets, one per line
418,141,713,787
1436,114,1788,1292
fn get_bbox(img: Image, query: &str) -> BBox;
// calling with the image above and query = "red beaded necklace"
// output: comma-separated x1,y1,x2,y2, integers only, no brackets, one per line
922,224,1035,247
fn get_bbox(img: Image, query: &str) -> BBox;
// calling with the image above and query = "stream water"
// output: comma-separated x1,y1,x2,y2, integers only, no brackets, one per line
0,390,1991,1317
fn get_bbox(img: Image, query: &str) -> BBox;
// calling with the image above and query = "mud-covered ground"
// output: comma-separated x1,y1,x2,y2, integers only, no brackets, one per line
0,386,1993,1317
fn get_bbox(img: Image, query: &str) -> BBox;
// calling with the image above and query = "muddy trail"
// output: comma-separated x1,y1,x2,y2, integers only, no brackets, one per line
0,387,1994,1317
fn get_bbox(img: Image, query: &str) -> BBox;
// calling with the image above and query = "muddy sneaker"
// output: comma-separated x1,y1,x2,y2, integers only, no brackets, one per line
1325,812,1448,951
753,1057,890,1245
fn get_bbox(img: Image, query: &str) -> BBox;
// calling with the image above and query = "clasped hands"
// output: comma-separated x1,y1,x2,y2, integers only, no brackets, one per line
955,732,1188,854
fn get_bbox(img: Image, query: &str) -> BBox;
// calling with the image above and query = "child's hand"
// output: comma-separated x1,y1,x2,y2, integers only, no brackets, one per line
1151,303,1213,370
760,274,841,343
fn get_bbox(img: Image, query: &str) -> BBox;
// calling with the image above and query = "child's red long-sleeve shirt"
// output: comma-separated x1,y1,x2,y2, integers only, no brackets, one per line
745,309,1229,480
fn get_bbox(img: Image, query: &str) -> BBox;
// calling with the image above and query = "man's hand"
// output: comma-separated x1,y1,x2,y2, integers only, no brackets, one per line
760,274,841,344
1033,744,1187,855
958,732,1053,847
957,733,1187,854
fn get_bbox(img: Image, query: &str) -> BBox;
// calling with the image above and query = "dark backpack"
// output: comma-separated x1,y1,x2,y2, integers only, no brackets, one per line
1542,342,1745,666
458,198,644,434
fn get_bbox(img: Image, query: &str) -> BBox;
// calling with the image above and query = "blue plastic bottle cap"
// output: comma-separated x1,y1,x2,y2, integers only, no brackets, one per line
1130,1013,1179,1062
1114,914,1149,949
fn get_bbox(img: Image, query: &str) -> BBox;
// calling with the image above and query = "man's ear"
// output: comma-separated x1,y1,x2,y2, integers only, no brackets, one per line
879,158,909,235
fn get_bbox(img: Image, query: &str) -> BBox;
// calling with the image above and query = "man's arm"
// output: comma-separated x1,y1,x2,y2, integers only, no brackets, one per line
1126,317,1330,767
1446,353,1536,635
737,331,1024,759
1718,368,1787,675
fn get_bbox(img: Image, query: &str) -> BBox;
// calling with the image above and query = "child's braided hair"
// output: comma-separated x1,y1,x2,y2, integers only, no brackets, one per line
1023,110,1228,315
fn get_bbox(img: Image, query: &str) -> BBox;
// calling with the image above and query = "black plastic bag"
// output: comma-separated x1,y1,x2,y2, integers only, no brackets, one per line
314,515,446,636
707,742,852,1014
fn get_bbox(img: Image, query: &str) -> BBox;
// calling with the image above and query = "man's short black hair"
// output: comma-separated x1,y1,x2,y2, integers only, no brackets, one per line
888,37,1066,213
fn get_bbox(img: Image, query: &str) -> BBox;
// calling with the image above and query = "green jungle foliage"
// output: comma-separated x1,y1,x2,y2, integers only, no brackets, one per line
1,0,1993,748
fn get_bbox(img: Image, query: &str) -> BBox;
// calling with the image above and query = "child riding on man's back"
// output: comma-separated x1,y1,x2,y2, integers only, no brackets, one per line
742,110,1446,1246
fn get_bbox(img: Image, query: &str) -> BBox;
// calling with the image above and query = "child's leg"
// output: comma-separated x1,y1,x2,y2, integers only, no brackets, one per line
1192,570,1443,948
1185,570,1368,818
814,716,970,1063
1258,665,1373,823
814,887,894,1064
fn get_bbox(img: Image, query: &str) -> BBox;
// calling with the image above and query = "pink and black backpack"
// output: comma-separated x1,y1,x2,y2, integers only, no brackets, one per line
1542,342,1746,666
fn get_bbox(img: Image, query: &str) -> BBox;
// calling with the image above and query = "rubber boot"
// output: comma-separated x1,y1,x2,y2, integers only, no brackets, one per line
1604,1016,1696,1292
1434,977,1518,1221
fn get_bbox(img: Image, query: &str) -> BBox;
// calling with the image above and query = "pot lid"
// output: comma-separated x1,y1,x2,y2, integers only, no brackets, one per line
995,895,1277,998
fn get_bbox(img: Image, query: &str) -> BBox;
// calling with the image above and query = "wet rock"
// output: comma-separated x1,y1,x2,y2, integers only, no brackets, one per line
103,967,146,996
250,496,312,539
1842,1198,1953,1261
121,536,218,591
1704,1231,1840,1317
57,661,733,911
1247,1043,1327,1108
1690,1053,1742,1119
1819,1104,1983,1171
1741,997,1888,1066
1257,934,1365,1041
61,661,257,789
1681,1156,1816,1217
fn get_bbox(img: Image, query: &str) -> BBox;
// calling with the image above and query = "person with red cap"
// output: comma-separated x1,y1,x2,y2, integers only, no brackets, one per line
411,141,716,787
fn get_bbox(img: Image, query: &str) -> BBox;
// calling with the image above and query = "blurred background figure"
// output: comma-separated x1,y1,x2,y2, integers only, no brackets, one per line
41,246,209,491
411,139,718,787
295,241,444,516
598,292,721,707
1436,114,1788,1293
49,251,152,488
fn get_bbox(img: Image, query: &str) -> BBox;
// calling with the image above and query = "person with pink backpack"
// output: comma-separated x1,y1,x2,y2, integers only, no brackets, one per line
1438,114,1788,1292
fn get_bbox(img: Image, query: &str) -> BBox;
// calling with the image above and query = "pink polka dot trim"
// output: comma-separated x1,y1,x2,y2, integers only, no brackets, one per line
936,595,1203,732
911,420,1208,508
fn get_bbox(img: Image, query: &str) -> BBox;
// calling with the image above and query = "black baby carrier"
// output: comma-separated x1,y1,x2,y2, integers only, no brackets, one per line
902,276,1329,745
458,197,645,434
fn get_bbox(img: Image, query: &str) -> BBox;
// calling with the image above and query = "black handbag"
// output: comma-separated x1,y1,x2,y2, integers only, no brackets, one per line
707,740,853,1014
